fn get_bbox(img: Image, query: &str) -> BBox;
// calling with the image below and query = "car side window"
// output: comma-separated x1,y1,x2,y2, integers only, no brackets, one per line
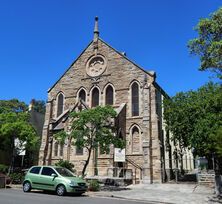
30,167,41,174
41,167,56,176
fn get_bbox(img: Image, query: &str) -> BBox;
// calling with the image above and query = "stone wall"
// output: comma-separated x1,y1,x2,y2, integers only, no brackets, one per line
39,38,168,183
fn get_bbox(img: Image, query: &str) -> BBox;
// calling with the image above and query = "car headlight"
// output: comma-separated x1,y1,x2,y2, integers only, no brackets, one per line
69,180,77,187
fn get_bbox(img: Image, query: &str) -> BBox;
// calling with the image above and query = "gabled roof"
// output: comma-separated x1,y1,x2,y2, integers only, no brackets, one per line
153,81,170,99
115,103,126,115
48,40,94,93
98,38,155,78
51,101,126,131
51,99,89,131
48,38,156,93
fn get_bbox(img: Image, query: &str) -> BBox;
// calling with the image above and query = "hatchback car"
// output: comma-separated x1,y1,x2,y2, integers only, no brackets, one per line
23,166,87,196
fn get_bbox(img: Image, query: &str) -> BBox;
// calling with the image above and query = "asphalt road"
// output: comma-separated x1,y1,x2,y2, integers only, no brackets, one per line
0,189,149,204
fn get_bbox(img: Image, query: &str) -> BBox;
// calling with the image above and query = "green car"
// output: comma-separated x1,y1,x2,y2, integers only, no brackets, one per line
23,166,87,196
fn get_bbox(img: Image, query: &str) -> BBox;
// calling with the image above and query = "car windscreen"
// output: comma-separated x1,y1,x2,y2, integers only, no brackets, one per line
55,167,76,177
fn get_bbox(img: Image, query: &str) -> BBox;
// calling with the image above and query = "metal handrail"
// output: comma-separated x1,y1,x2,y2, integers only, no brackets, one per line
126,158,142,170
126,157,142,182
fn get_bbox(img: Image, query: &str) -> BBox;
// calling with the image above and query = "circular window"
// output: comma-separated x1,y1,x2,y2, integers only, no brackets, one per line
86,55,107,77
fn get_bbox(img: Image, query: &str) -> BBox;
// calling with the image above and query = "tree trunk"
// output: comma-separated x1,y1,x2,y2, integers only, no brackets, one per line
66,138,72,161
82,147,92,177
94,144,98,176
8,135,16,174
215,175,221,196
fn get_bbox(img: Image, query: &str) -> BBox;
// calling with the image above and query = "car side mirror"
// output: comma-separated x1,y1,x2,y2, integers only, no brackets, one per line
51,173,57,178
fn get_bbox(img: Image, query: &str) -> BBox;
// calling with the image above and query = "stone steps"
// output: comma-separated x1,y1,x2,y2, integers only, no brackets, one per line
198,173,215,186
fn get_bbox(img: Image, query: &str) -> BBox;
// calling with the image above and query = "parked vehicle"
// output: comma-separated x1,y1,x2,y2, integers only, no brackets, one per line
23,166,87,196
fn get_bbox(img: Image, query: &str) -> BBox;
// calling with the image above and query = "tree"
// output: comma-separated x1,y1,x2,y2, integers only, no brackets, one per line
0,99,39,171
213,127,222,156
30,99,46,114
188,7,222,78
163,82,222,157
0,99,27,113
55,106,125,177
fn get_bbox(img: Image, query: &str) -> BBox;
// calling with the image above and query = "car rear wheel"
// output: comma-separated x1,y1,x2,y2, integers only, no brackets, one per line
56,184,66,196
23,181,31,192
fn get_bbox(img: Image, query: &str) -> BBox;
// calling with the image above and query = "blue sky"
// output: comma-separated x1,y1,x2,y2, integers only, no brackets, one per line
0,0,221,104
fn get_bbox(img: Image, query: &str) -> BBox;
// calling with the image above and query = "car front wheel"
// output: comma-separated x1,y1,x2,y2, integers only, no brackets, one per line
56,184,66,196
23,181,31,192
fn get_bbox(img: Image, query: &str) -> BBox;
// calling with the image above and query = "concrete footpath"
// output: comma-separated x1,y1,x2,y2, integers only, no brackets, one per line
10,183,222,204
88,183,221,204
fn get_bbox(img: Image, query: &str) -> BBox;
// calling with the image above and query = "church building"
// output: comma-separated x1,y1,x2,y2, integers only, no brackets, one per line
39,17,193,184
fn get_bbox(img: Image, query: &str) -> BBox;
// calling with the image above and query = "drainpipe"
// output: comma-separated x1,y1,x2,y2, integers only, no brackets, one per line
148,84,153,183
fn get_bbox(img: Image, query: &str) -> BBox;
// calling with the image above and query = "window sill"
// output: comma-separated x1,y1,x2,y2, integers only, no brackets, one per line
126,153,143,156
126,116,143,120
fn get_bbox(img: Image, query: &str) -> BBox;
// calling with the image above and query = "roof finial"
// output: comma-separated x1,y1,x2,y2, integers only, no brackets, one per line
93,16,99,42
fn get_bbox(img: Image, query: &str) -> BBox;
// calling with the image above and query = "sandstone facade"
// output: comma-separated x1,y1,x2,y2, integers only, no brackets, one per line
39,18,193,183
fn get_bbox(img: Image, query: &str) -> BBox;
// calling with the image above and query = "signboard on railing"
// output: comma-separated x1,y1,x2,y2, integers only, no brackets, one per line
14,138,26,155
114,148,125,162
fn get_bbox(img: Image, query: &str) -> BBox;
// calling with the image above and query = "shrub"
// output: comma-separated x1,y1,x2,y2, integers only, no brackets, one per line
0,164,8,173
88,179,100,191
9,172,24,184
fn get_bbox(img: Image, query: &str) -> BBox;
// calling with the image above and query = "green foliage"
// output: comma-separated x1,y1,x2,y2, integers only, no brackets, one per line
55,160,75,173
30,99,46,114
0,99,39,168
88,179,100,191
0,112,38,152
55,106,125,176
211,127,222,156
0,99,27,114
0,164,8,173
164,82,222,156
70,105,125,151
54,131,67,145
188,7,222,77
9,172,24,184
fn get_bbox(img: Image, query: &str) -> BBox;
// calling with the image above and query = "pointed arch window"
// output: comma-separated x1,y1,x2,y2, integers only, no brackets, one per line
54,142,58,157
76,146,83,155
105,85,114,105
132,126,140,153
79,89,86,102
92,88,99,107
131,82,139,116
57,93,64,117
60,143,64,157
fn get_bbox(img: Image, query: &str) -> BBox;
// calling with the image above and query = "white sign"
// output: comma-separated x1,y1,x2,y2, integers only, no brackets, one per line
114,148,125,162
14,138,26,156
